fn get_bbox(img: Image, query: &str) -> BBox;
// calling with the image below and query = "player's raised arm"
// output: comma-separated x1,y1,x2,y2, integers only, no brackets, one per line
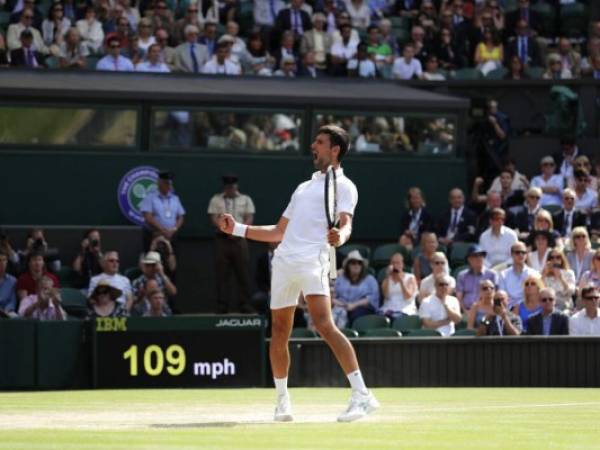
218,213,288,243
327,212,353,247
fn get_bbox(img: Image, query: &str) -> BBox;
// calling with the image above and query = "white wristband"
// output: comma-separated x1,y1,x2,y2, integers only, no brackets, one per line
232,223,248,238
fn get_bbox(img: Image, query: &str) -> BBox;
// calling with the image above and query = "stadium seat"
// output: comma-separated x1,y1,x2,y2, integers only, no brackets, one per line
451,264,469,279
352,314,390,334
60,288,88,317
411,243,447,260
485,67,507,80
452,68,482,81
525,66,545,79
0,11,10,29
340,328,359,338
542,204,562,215
85,56,100,70
453,329,476,336
337,243,371,261
362,328,402,338
56,266,78,288
392,27,410,45
402,328,441,337
531,2,556,36
45,56,60,69
559,3,588,37
504,0,518,12
449,242,472,269
372,243,411,269
290,328,317,338
124,266,142,281
455,314,468,330
392,314,421,332
389,16,409,29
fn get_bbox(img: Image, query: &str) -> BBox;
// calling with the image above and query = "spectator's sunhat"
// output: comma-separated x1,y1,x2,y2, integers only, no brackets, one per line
90,280,122,301
222,174,238,185
342,250,368,269
540,156,555,166
217,34,235,44
142,251,161,264
466,244,487,258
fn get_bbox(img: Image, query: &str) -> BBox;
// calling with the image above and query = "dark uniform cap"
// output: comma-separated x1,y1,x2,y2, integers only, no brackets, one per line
222,174,238,185
158,171,174,181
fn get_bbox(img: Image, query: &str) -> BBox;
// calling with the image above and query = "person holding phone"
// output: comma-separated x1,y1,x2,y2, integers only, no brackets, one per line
379,252,418,319
476,289,522,336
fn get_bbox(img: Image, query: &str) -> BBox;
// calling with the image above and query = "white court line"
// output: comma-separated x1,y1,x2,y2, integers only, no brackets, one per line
383,401,600,414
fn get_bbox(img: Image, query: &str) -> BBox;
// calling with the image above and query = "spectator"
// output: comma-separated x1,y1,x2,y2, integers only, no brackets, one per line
137,18,156,53
142,288,172,317
379,252,418,319
334,250,380,325
412,231,438,283
202,40,241,74
273,30,299,70
120,0,141,33
16,252,59,301
96,35,134,71
7,8,48,54
124,33,144,65
155,28,176,69
253,0,284,42
474,27,503,76
88,251,134,311
148,235,177,277
365,24,392,74
392,42,422,80
479,208,518,268
505,0,542,37
584,54,600,80
513,274,543,333
569,286,600,336
580,38,600,77
473,189,513,236
525,287,569,336
329,23,356,76
456,244,498,311
542,53,572,80
528,210,562,250
527,230,553,272
530,156,563,207
557,36,581,78
0,251,17,317
241,31,274,75
251,242,278,314
419,274,462,337
568,156,598,192
437,187,476,246
466,279,495,329
498,241,539,309
199,21,218,58
42,3,71,54
488,170,523,212
572,169,598,213
136,43,170,72
207,174,256,314
76,6,104,54
10,29,46,68
274,54,297,76
489,158,529,194
436,27,464,71
140,170,185,248
300,13,332,71
553,188,588,238
58,27,88,69
17,228,60,273
477,289,522,336
344,0,370,30
0,230,19,274
422,54,445,80
567,226,594,284
378,19,399,57
114,16,133,50
18,276,66,320
408,25,430,64
87,280,128,318
347,42,376,78
554,137,581,182
275,0,312,46
331,11,360,46
174,24,208,73
395,0,420,20
225,21,246,61
72,229,103,288
297,51,321,77
132,251,177,304
418,251,454,301
579,249,600,291
505,19,541,68
8,0,43,29
503,54,529,80
542,249,576,313
175,4,202,44
147,1,175,40
398,187,434,249
514,187,543,240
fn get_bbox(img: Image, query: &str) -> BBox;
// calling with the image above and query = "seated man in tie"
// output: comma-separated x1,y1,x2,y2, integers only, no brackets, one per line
504,19,541,68
437,188,476,247
10,30,45,68
525,287,569,336
552,188,588,238
96,35,134,71
514,187,543,240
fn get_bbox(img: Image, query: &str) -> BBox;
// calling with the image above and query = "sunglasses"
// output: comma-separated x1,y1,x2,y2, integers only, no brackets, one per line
542,163,555,166
583,296,600,301
106,258,120,262
23,15,34,19
481,286,495,291
513,250,527,255
436,283,449,287
549,255,562,260
109,44,120,49
493,297,504,302
528,195,541,199
433,261,445,265
97,289,110,295
525,282,538,287
564,197,575,201
573,235,586,239
540,297,554,303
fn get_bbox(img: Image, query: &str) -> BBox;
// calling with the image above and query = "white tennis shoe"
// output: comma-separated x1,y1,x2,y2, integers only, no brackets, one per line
337,390,380,423
274,394,294,422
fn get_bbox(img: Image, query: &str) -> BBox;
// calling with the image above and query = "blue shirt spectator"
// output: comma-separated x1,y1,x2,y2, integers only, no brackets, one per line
0,251,17,315
96,35,134,71
140,171,186,239
456,245,498,311
498,242,539,309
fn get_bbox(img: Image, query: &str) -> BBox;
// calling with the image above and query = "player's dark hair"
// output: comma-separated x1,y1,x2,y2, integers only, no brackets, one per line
318,125,350,161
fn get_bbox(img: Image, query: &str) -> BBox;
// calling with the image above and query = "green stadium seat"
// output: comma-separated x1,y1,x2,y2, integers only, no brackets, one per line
525,66,545,79
449,242,472,269
60,288,88,318
455,313,468,330
453,329,477,337
542,204,562,215
124,266,142,281
85,56,100,70
45,56,60,69
531,2,556,36
362,328,402,338
559,3,588,37
451,264,469,279
485,67,508,80
337,243,371,261
56,266,78,288
352,314,390,334
340,328,359,338
392,314,421,332
291,328,317,338
402,328,441,337
452,68,482,81
504,0,518,12
0,11,10,29
389,16,410,29
372,243,411,269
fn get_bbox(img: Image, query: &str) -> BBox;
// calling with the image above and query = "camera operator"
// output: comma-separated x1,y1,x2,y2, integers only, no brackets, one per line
149,235,176,278
18,275,66,320
72,229,103,288
470,99,510,180
19,228,61,273
476,289,522,336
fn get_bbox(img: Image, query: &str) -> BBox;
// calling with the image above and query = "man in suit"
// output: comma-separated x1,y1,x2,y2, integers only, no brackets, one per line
274,0,312,48
299,13,332,70
526,288,569,335
174,24,209,73
514,187,543,239
437,188,477,245
553,137,586,182
199,21,218,59
505,0,543,37
505,19,541,67
296,51,323,77
395,0,420,19
9,29,45,68
552,188,588,237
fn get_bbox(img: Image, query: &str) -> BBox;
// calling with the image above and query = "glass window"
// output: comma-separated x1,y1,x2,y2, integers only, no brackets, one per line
314,113,456,155
151,109,302,152
0,106,138,148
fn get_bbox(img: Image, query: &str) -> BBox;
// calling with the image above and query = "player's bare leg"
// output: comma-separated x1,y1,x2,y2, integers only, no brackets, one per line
306,295,379,422
270,306,295,422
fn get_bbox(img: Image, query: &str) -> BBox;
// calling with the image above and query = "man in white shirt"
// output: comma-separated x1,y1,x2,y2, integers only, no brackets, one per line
569,286,600,336
254,0,285,29
330,23,357,75
392,43,422,80
217,125,378,423
498,241,539,308
530,156,563,207
347,42,376,78
201,41,242,75
7,8,48,53
96,36,134,71
479,208,518,268
573,169,598,213
88,251,133,311
419,274,462,337
136,44,170,72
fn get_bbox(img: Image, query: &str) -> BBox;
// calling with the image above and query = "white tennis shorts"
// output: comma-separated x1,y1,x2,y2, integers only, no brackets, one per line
270,254,330,310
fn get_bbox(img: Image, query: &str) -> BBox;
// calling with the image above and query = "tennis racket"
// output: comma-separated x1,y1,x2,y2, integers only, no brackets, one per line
324,165,338,280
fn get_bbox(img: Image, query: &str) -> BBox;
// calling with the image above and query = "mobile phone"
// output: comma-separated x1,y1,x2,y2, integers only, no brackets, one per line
493,298,502,307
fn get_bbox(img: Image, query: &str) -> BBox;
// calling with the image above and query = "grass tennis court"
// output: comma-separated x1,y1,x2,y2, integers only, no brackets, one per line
1,388,599,450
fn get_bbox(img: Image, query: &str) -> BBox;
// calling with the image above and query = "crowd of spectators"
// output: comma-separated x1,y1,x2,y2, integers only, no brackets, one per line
0,0,598,80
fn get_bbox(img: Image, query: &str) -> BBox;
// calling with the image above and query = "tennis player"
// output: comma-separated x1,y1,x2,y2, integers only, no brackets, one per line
218,125,379,423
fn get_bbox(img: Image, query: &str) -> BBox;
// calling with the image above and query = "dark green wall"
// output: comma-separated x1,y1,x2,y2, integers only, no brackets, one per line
0,152,466,239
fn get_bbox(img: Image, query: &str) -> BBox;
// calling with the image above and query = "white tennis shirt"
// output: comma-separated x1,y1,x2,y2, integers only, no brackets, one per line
275,167,358,265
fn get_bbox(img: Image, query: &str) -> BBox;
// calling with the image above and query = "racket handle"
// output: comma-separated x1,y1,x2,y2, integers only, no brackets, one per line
329,246,337,280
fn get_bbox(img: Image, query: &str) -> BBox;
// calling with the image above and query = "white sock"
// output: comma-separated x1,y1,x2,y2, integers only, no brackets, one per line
274,377,288,397
347,370,368,395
